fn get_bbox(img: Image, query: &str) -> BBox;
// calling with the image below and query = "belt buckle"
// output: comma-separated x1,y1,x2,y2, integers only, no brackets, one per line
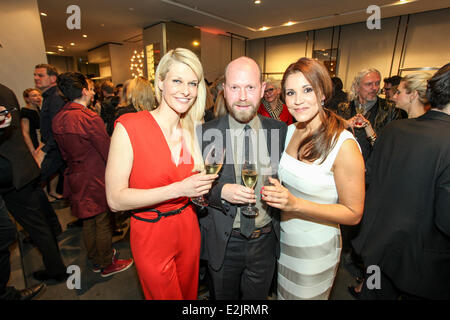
250,229,261,239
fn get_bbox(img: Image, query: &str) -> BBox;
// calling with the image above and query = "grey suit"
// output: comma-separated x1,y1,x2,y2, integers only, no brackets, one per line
197,114,287,299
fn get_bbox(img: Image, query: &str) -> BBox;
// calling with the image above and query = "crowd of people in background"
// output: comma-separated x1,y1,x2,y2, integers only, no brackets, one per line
0,49,448,300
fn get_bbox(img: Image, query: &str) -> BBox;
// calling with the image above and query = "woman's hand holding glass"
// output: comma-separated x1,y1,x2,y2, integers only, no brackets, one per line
261,177,298,211
180,172,218,198
191,146,225,207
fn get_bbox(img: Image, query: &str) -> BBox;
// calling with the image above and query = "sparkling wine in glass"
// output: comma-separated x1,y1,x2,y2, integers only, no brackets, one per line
355,105,364,127
241,161,259,217
191,146,225,207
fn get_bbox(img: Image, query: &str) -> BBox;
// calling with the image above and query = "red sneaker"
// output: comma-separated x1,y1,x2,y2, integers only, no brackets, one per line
92,249,118,273
100,258,133,278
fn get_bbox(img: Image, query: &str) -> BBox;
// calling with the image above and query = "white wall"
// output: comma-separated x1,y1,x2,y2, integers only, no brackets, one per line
0,0,47,106
247,7,450,91
401,8,450,71
200,31,246,83
109,42,144,85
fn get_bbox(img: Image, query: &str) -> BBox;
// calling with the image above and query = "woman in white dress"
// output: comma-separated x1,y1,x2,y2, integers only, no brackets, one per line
262,58,365,300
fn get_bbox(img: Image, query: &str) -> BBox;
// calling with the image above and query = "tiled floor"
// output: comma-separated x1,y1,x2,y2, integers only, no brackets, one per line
8,201,358,300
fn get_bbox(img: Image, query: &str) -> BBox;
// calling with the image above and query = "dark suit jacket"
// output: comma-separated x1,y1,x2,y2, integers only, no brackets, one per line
352,111,450,299
0,84,40,193
198,114,287,271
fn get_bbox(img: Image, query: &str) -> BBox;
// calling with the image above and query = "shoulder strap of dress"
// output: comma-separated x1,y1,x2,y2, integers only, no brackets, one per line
321,129,359,171
284,124,296,149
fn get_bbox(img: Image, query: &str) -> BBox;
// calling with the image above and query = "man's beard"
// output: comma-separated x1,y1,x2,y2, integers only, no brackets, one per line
227,101,258,123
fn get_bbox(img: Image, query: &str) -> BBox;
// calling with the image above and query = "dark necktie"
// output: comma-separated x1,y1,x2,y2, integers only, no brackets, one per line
240,124,255,237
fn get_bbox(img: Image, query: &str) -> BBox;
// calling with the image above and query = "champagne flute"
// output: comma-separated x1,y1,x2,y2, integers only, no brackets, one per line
191,146,225,207
241,161,259,217
355,104,365,127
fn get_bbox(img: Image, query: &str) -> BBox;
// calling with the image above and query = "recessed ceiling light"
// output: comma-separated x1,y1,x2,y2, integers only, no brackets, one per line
58,48,64,52
40,12,47,16
284,21,295,26
46,51,56,55
70,43,75,46
254,0,261,4
192,41,200,47
259,26,270,31
57,45,64,49
82,34,88,38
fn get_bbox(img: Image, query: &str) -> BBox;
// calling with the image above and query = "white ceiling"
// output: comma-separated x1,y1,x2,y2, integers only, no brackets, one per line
37,0,450,57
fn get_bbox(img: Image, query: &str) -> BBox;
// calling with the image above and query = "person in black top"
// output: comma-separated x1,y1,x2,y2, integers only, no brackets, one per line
326,77,348,112
0,83,67,286
33,64,66,202
114,77,155,123
20,88,42,160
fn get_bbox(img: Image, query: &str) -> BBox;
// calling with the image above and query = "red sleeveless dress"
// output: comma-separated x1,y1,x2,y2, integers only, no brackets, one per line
117,111,200,300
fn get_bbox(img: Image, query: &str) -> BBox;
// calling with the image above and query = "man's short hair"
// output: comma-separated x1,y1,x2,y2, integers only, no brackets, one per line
384,75,402,86
101,81,115,94
35,64,59,77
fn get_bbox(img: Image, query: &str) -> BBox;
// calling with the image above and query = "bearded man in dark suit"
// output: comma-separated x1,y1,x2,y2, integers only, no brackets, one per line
198,57,287,300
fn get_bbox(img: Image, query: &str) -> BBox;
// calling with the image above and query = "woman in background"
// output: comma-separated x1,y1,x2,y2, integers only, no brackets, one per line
114,76,155,121
392,72,431,118
20,88,42,165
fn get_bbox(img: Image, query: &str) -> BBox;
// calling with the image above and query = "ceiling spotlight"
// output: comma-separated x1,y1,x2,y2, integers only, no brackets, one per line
40,12,47,16
57,45,64,49
254,0,261,4
82,34,88,38
58,48,64,52
259,26,270,31
192,41,200,47
70,43,75,46
46,51,56,55
284,21,295,26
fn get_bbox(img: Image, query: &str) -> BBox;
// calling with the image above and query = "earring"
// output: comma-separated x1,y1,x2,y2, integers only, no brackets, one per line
321,101,325,106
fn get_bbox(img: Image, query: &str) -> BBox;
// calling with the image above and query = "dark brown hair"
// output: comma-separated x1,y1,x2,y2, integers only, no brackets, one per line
427,63,450,110
35,64,59,77
281,57,347,164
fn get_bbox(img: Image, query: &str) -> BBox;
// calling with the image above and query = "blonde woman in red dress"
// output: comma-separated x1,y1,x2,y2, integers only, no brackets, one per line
105,48,217,299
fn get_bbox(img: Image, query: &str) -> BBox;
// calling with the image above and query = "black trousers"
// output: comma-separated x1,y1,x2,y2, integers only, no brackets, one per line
208,229,276,300
0,196,16,295
2,181,66,276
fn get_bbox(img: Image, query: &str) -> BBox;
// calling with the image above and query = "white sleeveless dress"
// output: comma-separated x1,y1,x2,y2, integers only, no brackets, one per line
277,125,359,300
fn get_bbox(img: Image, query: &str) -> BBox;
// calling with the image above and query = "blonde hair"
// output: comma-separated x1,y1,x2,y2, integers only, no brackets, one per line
121,77,155,111
402,72,431,105
349,68,381,101
154,48,206,171
213,90,228,118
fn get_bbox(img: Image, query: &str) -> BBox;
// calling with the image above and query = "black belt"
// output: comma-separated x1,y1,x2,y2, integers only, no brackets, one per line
131,202,190,223
231,223,272,239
